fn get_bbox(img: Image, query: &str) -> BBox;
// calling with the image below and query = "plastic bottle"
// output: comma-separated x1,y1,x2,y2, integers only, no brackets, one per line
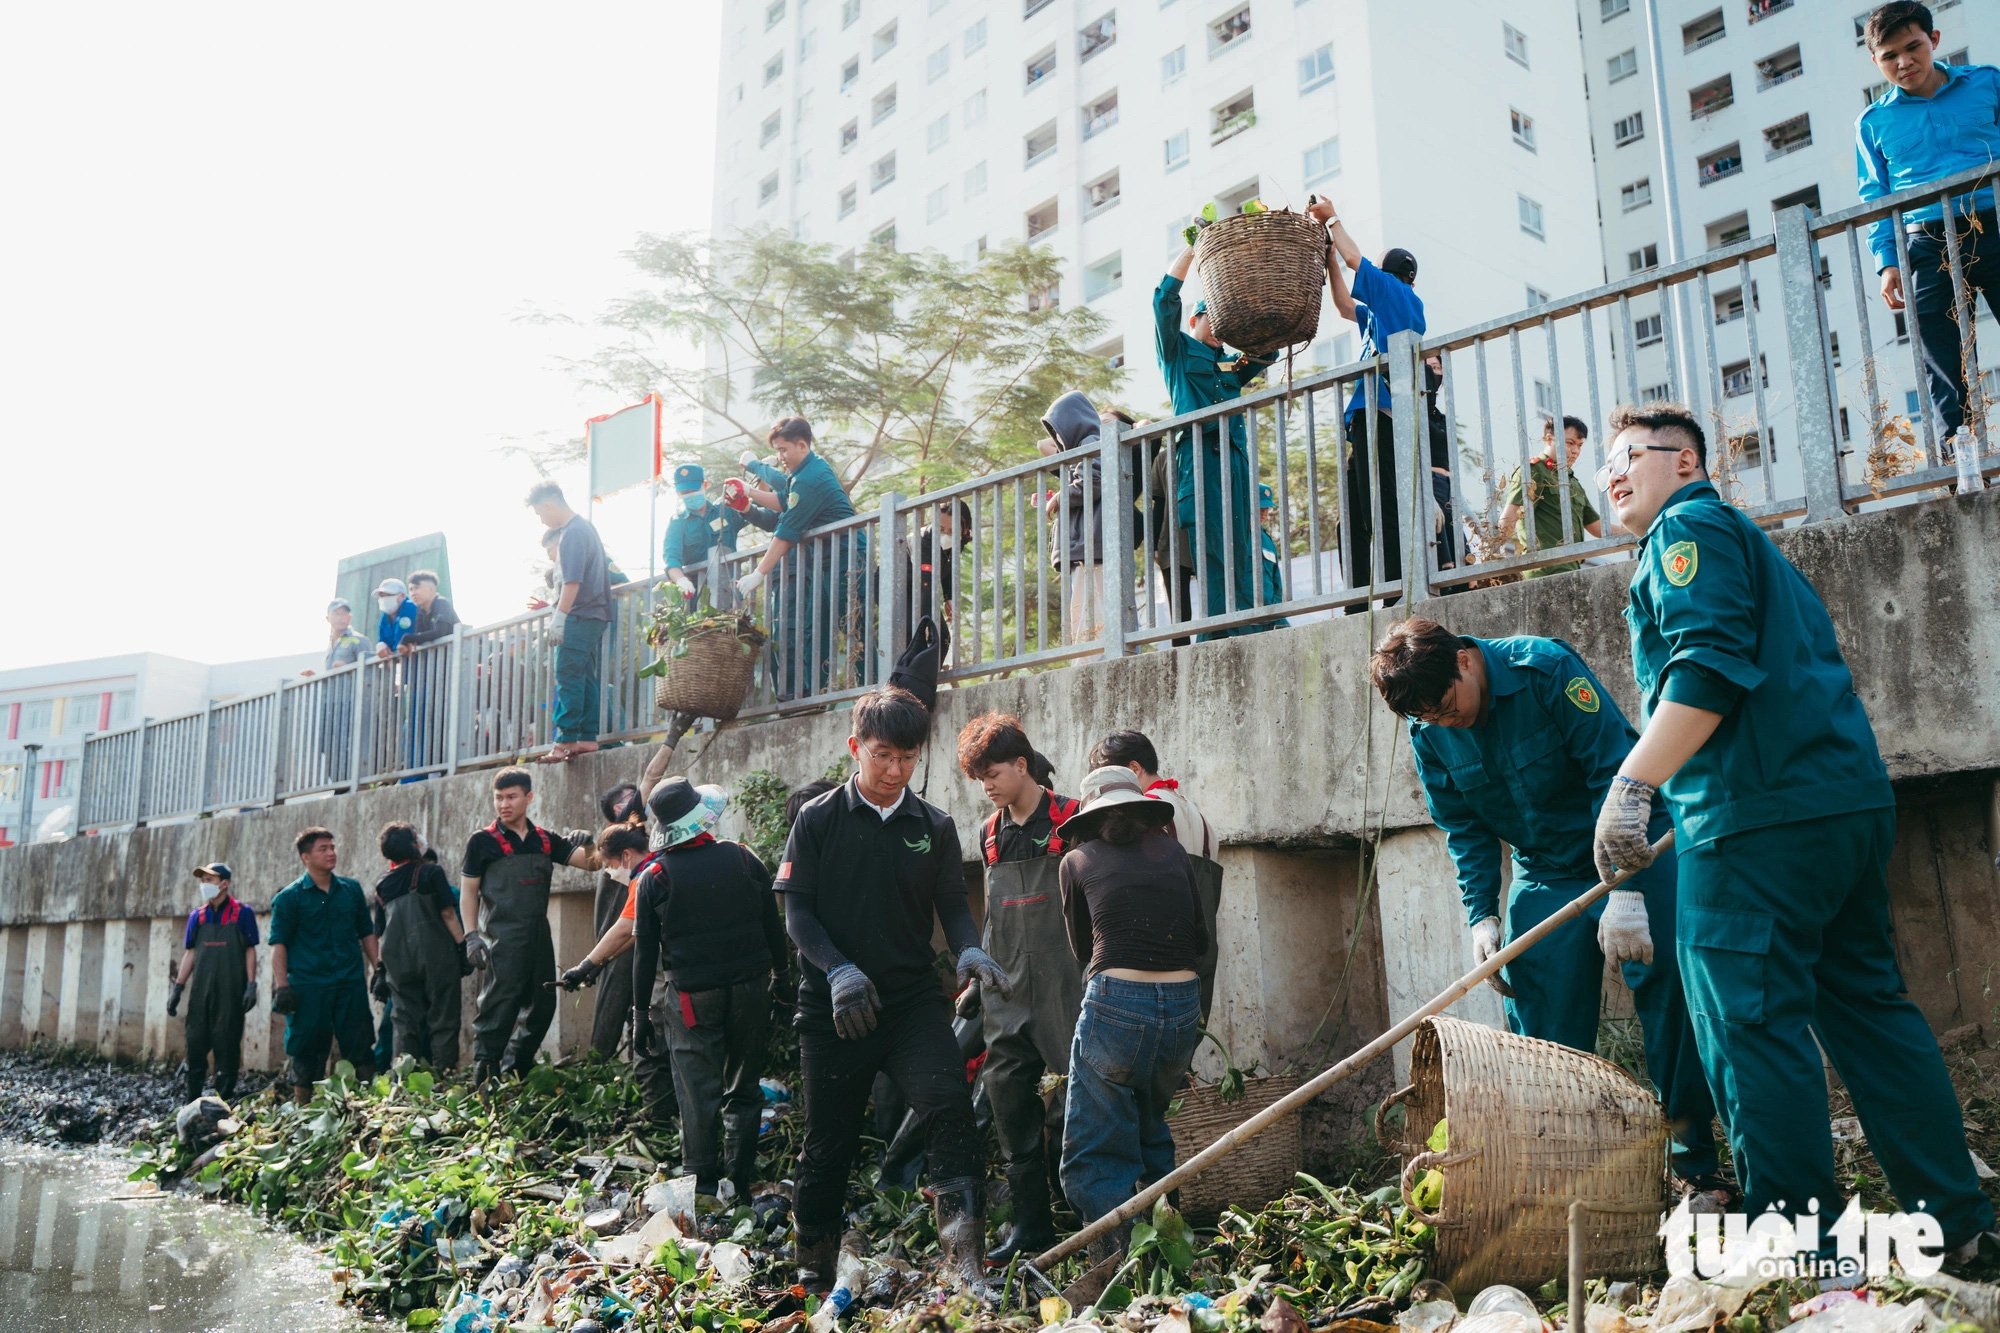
1952,427,1984,492
808,1249,868,1332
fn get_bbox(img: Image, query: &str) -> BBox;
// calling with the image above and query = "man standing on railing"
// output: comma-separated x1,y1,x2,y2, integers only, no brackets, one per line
1153,247,1277,641
727,416,860,701
1591,401,1996,1265
662,463,746,605
526,480,614,762
1495,417,1605,579
1305,198,1426,601
1857,3,2000,455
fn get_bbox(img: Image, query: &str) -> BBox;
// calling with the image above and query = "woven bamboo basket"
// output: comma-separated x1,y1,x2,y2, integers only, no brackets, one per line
651,619,767,721
1374,1016,1667,1291
1168,1074,1303,1222
1193,211,1330,355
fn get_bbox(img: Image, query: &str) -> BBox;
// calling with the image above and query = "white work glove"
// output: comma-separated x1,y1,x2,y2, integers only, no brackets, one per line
1592,775,1659,884
1470,916,1504,994
548,610,568,645
739,450,761,469
1598,889,1655,969
673,573,696,599
736,568,767,598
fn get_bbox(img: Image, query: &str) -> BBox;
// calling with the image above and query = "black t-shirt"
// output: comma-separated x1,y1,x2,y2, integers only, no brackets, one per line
461,822,578,881
913,528,959,618
376,861,453,907
990,790,1059,864
776,779,966,1022
1059,831,1208,978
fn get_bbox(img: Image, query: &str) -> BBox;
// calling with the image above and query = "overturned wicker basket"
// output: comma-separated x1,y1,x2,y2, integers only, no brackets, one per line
1168,1073,1303,1222
1193,210,1330,355
1375,1016,1667,1291
651,618,767,721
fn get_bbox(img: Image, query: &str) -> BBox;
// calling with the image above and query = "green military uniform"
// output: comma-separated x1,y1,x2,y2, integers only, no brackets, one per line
1626,480,1993,1245
269,872,377,1086
1410,636,1717,1180
1256,484,1285,608
1503,456,1600,578
1153,274,1277,641
664,463,747,594
769,450,859,700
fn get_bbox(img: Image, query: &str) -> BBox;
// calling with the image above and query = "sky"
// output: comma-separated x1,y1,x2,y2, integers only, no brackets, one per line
0,3,721,671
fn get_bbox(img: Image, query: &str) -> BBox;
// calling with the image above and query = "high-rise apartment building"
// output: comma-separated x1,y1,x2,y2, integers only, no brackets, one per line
710,0,1608,419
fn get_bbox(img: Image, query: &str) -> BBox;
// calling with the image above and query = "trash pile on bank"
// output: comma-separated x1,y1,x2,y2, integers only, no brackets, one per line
126,1057,2000,1333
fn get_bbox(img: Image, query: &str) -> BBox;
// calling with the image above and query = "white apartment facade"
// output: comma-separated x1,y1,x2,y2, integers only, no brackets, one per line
1576,0,2000,499
711,0,1608,421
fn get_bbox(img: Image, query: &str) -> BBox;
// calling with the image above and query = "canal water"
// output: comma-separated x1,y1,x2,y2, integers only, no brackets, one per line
0,1143,370,1331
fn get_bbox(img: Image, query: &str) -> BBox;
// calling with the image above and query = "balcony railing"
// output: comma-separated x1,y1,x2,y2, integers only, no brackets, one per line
69,164,2000,835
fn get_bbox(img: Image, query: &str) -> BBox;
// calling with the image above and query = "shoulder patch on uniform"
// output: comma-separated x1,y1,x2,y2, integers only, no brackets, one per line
1564,677,1601,713
1662,539,1698,587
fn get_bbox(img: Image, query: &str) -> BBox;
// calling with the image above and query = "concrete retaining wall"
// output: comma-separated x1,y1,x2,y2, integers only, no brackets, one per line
1,493,1995,1142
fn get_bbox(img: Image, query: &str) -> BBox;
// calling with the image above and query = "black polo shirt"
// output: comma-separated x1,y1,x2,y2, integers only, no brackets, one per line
776,777,965,1024
461,822,579,881
991,790,1060,864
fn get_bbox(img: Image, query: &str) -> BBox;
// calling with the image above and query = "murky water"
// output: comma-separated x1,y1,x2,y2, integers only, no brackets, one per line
0,1144,371,1331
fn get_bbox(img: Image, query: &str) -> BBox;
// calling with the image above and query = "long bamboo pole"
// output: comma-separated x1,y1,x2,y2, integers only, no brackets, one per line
1028,831,1676,1274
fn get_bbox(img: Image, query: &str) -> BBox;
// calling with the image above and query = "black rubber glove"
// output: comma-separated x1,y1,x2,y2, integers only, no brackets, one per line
271,984,299,1016
633,1012,661,1059
166,981,185,1018
559,958,604,992
457,940,474,977
240,981,257,1014
370,967,391,1002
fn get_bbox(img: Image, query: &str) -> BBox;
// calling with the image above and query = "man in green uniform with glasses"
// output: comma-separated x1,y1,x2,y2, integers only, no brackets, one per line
1590,401,1994,1263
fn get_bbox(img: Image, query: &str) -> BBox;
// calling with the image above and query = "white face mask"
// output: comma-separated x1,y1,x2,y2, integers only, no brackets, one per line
198,881,221,901
607,865,632,884
683,492,709,513
377,595,400,615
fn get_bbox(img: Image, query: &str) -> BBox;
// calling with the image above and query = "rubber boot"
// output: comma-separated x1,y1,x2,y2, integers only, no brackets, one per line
933,1183,991,1299
471,1059,497,1088
183,1063,204,1103
985,1165,1056,1267
214,1070,237,1102
794,1229,838,1293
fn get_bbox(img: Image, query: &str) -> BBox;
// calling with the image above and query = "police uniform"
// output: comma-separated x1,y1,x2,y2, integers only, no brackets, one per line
1410,636,1718,1181
1152,274,1275,641
269,871,377,1086
1625,480,1993,1245
662,463,747,595
768,450,859,700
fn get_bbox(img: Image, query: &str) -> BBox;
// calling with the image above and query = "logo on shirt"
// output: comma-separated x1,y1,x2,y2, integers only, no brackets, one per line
1030,831,1053,850
1565,677,1601,713
1663,540,1698,587
903,834,932,855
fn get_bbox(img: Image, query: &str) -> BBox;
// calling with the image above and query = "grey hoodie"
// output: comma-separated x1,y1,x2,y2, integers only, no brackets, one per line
1042,391,1108,567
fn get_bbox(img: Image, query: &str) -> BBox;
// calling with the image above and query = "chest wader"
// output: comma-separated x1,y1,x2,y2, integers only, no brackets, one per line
589,871,636,1058
185,908,248,1101
472,825,557,1076
382,877,464,1071
978,852,1080,1262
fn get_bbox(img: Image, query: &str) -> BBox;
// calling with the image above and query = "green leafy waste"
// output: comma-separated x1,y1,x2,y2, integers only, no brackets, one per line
636,588,762,676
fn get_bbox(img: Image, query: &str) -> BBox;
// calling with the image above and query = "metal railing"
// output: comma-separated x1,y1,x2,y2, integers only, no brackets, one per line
72,166,1998,832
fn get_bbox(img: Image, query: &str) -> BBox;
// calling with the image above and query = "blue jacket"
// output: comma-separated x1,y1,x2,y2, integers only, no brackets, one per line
376,598,417,651
1855,62,2000,272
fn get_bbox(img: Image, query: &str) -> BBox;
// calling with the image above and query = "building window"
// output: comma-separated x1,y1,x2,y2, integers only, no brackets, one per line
1303,134,1340,184
965,235,989,263
1526,284,1549,307
1698,142,1743,184
963,88,987,126
1763,112,1811,159
1028,279,1061,313
1094,336,1126,371
1608,48,1638,82
840,57,859,91
1299,43,1334,93
1690,73,1734,118
758,173,779,206
1503,22,1529,66
1863,78,1891,106
965,18,986,53
764,53,785,85
1715,286,1745,322
840,118,858,152
964,161,988,197
1083,251,1125,301
1511,109,1536,150
928,44,949,81
931,0,949,11
871,151,896,191
839,184,857,217
1518,194,1545,238
1757,44,1803,90
927,184,949,221
1080,12,1116,60
1209,5,1251,53
1944,47,1969,66
1707,211,1751,247
1620,177,1652,211
1613,111,1645,146
927,113,950,151
1747,0,1792,23
1025,120,1058,166
760,112,782,146
1683,9,1725,52
1083,90,1119,138
794,151,811,183
1025,45,1056,88
1161,46,1187,84
1635,313,1664,346
1025,0,1054,14
1628,243,1659,272
871,85,897,124
1534,380,1555,417
1164,130,1189,170
872,20,897,58
841,0,860,27
1602,0,1630,18
1722,359,1755,397
1772,183,1822,215
766,0,786,29
1027,197,1059,241
1085,169,1122,215
1211,90,1256,144
872,222,897,250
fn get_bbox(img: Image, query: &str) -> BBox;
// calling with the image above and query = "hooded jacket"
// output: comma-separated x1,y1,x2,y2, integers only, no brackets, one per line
1042,390,1113,568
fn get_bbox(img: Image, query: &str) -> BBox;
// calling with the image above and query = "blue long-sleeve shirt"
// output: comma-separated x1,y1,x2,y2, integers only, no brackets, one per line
1854,61,2000,273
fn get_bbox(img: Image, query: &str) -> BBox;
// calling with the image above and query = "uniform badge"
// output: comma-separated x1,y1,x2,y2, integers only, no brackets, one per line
1565,677,1601,713
1662,540,1698,587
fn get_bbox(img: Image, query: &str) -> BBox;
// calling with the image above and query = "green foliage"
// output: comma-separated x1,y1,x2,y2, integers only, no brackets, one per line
735,757,852,869
637,588,765,679
551,230,1125,500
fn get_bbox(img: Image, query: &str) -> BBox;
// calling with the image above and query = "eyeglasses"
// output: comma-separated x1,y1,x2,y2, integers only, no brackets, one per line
861,746,921,770
1592,444,1683,492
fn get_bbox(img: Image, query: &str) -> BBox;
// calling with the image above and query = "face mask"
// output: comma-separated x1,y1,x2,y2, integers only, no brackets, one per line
378,596,400,615
607,865,631,884
199,881,221,901
683,492,708,513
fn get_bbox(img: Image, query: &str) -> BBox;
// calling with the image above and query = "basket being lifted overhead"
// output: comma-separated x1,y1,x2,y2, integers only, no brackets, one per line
640,594,767,722
1193,210,1331,355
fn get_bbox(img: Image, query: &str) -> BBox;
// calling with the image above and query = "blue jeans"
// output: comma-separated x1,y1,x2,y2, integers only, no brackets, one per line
1060,975,1202,1225
553,615,606,742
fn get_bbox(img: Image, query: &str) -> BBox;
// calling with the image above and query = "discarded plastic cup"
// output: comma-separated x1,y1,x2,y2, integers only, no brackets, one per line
1468,1286,1540,1320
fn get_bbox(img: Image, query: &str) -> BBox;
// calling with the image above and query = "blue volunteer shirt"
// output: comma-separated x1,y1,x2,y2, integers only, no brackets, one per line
1344,259,1426,421
183,899,260,949
1854,61,2000,273
376,597,417,651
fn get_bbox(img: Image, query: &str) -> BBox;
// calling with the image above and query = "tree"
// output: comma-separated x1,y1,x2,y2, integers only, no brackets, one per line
552,229,1125,501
